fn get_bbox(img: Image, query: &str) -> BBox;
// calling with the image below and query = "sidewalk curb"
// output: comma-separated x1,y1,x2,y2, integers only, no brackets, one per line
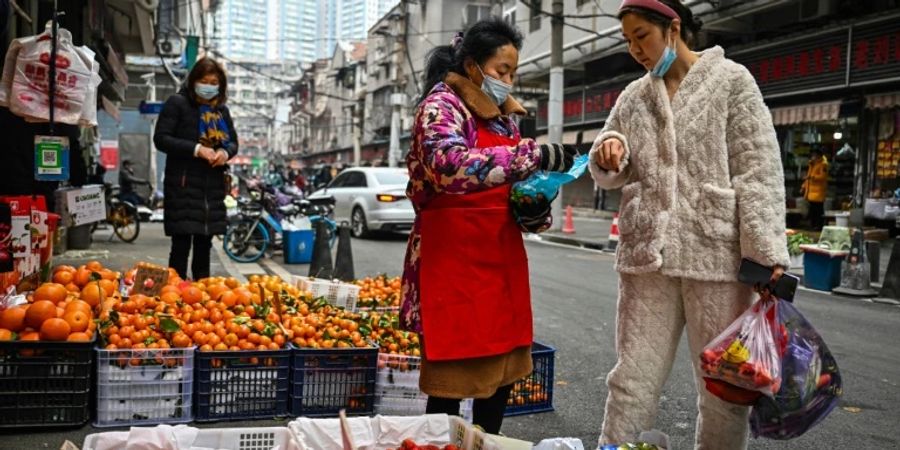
541,233,606,251
212,240,249,284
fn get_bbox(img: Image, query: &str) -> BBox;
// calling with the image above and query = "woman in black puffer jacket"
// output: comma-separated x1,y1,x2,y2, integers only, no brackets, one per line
154,58,238,280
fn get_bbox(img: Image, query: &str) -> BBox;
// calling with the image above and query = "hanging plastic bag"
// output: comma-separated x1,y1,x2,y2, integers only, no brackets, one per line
750,299,841,440
510,154,589,231
5,24,94,125
700,297,783,401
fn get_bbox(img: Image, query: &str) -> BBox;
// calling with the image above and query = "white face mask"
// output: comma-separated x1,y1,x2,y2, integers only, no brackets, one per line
477,64,512,106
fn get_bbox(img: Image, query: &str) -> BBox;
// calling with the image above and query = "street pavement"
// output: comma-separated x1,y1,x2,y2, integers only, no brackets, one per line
3,222,899,449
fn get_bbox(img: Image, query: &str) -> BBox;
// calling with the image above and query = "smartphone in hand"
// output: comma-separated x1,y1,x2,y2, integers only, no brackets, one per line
737,258,799,302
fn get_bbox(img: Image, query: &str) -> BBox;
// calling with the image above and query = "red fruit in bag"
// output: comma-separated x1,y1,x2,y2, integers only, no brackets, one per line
739,362,757,377
704,377,763,405
700,349,719,364
817,373,832,389
754,368,773,388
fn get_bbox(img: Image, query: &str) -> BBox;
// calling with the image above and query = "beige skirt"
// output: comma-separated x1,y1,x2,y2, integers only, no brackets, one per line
419,344,533,399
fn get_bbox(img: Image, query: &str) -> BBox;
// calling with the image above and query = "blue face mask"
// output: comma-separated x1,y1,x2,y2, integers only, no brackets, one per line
650,35,677,78
195,83,220,100
477,65,513,106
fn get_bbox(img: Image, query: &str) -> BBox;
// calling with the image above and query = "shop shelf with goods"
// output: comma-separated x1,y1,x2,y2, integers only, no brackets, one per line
289,344,379,417
0,338,94,428
94,346,194,427
194,348,292,421
83,426,301,450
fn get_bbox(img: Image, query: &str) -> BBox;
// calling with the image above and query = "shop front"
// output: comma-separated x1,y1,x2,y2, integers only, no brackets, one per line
730,12,900,232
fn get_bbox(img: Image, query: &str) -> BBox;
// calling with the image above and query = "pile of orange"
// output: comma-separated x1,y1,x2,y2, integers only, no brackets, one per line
508,376,548,406
99,274,295,355
0,262,114,343
355,310,420,357
355,275,402,309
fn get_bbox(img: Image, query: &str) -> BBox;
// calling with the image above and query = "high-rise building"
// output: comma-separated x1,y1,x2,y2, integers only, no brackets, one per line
337,0,400,42
210,0,319,63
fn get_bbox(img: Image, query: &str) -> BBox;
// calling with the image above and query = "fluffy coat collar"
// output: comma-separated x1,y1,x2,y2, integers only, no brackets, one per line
444,72,527,120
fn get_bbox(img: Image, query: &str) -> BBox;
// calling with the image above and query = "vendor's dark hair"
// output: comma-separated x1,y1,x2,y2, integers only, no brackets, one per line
419,17,524,104
618,0,703,49
186,57,228,104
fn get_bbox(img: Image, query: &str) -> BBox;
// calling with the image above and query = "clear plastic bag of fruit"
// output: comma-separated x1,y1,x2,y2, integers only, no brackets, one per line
699,296,783,400
750,299,842,440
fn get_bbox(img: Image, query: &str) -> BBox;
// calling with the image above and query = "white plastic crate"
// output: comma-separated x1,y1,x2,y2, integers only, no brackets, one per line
295,276,360,310
376,353,421,393
82,426,300,450
94,347,194,427
192,427,301,450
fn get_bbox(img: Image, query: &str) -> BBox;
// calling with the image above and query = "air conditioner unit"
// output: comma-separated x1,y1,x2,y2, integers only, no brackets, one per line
799,0,833,21
157,35,183,57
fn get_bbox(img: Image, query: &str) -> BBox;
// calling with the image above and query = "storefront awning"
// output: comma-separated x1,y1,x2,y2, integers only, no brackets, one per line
770,101,841,126
866,92,900,110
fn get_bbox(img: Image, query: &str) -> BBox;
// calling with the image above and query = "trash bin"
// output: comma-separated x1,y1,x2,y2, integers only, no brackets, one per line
283,229,315,264
68,224,93,250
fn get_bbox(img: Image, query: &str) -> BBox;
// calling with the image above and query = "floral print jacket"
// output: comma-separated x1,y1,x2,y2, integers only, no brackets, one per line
400,73,544,333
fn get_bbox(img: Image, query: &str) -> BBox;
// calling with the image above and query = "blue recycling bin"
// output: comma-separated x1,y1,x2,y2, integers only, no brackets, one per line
284,230,315,264
802,246,847,292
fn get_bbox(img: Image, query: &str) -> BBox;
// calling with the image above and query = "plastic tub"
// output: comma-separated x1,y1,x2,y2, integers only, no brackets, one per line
284,229,315,264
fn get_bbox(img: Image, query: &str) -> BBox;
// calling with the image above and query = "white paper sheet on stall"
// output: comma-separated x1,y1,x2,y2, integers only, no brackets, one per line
290,417,377,450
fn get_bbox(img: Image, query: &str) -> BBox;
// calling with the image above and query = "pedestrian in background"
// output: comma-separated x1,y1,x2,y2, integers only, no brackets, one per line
154,57,238,280
590,1,790,448
400,18,579,434
802,148,829,231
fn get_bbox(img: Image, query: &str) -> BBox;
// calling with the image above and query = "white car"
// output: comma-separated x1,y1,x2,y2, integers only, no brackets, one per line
308,167,414,238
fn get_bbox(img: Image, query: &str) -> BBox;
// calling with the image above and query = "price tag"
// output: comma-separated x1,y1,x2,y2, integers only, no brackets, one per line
133,266,169,296
34,135,70,181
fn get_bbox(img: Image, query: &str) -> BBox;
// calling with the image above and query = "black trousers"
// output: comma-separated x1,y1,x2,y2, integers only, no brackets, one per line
169,234,213,280
808,201,825,231
425,383,513,434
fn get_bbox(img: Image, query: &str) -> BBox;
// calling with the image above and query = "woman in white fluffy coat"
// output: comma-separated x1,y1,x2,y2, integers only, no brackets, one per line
590,1,790,448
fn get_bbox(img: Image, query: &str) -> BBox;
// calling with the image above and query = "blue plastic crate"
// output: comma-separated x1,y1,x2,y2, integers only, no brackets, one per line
289,344,378,417
284,230,315,264
803,250,846,291
505,342,555,416
194,348,291,422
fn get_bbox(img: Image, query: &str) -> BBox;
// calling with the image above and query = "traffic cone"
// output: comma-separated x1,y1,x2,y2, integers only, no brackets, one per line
562,206,576,234
308,220,333,279
604,213,620,253
333,221,355,282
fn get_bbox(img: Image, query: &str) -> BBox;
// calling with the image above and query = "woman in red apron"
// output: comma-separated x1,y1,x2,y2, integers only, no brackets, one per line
402,18,579,433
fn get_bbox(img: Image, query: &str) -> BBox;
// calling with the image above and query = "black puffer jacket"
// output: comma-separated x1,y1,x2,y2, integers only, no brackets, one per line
154,90,238,236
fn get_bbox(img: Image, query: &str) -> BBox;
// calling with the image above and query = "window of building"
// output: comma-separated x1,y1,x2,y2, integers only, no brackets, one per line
576,0,591,6
466,4,492,25
529,0,542,32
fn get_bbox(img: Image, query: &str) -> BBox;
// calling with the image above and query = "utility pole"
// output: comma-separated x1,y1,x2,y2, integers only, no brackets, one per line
549,0,564,229
352,103,362,167
145,73,160,192
388,8,406,168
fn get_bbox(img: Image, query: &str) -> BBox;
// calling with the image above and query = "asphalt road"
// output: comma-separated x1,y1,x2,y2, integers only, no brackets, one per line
3,224,898,449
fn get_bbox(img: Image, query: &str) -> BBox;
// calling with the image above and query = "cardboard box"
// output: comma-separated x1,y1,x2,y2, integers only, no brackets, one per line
55,185,105,226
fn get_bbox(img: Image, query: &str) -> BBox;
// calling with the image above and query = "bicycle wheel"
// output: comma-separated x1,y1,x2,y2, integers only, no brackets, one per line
223,221,269,263
112,203,141,243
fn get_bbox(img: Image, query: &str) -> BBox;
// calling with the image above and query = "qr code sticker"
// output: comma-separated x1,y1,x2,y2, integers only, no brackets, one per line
42,149,57,166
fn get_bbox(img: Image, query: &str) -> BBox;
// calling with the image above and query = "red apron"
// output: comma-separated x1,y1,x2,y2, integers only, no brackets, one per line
418,119,533,361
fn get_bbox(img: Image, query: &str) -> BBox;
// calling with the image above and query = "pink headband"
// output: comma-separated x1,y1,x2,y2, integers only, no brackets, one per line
619,0,679,20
